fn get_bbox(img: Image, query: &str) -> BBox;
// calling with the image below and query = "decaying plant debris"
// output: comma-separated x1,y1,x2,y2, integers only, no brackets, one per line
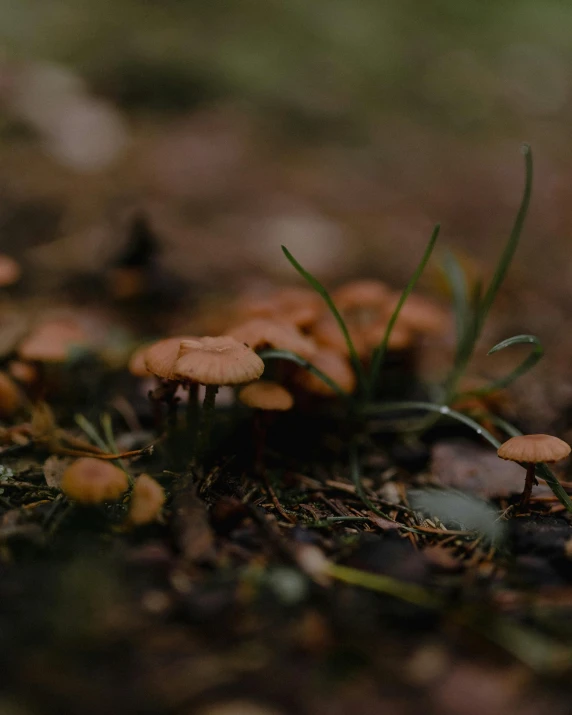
1,146,572,715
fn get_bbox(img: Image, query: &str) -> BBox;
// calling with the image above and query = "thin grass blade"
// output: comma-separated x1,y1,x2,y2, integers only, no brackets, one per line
101,412,131,482
75,414,109,453
455,334,543,397
281,245,364,387
442,249,471,348
258,348,349,399
367,224,440,398
476,144,533,334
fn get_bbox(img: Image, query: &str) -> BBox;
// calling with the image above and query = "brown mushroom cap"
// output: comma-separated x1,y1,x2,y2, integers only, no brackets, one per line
8,360,38,385
497,434,571,464
143,336,193,380
0,254,21,287
227,318,317,359
234,287,324,328
361,319,414,353
18,320,91,362
294,349,356,396
173,336,264,386
385,293,451,336
0,372,24,417
312,314,412,358
332,280,391,312
128,344,153,377
127,474,165,525
60,457,129,504
238,381,294,411
312,314,368,357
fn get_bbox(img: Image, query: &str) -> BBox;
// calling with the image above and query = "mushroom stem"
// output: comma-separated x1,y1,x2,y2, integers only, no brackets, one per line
195,384,219,464
253,411,267,476
520,462,538,510
186,382,200,448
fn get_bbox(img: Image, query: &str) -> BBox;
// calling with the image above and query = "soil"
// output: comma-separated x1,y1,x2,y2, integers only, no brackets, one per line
1,111,572,715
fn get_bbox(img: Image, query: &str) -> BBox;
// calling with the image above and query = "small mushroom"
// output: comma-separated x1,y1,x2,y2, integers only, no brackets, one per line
0,372,25,417
0,254,21,287
294,348,356,397
143,336,193,380
384,293,451,337
8,360,39,386
127,474,165,525
332,279,391,315
128,344,153,378
227,318,317,359
142,336,194,430
238,381,294,474
18,319,91,363
238,381,294,411
234,286,324,328
60,457,129,505
497,434,571,509
173,336,264,462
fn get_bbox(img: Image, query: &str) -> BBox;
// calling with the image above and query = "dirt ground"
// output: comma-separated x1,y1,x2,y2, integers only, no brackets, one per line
1,98,572,715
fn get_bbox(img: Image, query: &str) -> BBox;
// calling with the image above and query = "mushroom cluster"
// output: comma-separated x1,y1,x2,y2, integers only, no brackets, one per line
191,280,450,397
124,281,452,466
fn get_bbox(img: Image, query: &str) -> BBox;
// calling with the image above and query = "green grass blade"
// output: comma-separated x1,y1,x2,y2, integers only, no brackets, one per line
535,463,572,511
442,249,471,348
258,348,349,399
476,144,533,335
327,562,440,608
455,334,543,397
367,224,440,398
281,245,365,388
75,414,109,452
101,412,132,483
363,400,572,513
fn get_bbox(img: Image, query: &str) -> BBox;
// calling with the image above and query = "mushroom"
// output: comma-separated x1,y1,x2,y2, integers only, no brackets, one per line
294,348,356,397
0,372,25,418
127,474,165,525
173,336,264,461
143,336,193,381
8,360,39,386
238,381,294,411
332,279,391,316
238,381,294,474
227,318,317,359
497,434,571,509
384,293,451,337
234,286,324,328
142,336,194,430
312,290,412,360
60,457,129,504
18,319,91,363
0,254,21,287
128,344,153,378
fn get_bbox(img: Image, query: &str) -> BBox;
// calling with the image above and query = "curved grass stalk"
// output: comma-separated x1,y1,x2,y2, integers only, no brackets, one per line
281,246,365,391
367,224,440,399
326,562,440,608
454,334,543,400
475,144,533,334
258,348,349,399
363,400,572,513
441,145,534,403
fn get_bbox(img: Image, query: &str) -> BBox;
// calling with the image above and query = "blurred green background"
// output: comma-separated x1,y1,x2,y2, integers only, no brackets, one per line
3,0,570,129
0,0,570,301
